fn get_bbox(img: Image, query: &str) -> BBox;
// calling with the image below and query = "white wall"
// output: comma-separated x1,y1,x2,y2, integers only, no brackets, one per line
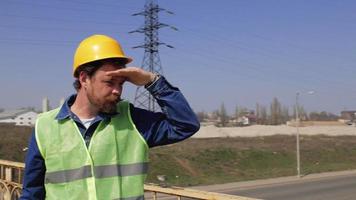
14,112,38,126
0,111,38,126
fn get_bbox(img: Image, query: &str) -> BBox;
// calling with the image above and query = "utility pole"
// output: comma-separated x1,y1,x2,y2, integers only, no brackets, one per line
295,92,301,178
130,0,177,112
295,90,315,178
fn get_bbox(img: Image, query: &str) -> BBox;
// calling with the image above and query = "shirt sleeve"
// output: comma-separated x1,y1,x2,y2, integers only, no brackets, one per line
130,76,200,148
20,130,46,200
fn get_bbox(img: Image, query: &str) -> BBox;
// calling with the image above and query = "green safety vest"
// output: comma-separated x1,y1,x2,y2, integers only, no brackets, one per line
35,101,149,200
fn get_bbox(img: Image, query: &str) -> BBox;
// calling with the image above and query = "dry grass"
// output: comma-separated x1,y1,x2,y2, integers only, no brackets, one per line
0,123,32,162
147,135,356,186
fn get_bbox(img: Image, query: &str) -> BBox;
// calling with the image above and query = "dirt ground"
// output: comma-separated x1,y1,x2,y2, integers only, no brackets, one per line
194,124,356,138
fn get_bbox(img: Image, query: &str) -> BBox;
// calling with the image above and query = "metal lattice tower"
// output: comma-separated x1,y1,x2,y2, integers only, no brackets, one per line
130,0,177,112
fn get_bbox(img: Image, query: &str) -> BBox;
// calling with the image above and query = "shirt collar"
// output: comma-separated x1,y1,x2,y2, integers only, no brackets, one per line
55,94,119,121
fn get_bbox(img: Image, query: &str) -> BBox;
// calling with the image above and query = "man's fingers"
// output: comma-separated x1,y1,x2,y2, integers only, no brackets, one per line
105,67,153,86
105,69,124,76
106,67,137,77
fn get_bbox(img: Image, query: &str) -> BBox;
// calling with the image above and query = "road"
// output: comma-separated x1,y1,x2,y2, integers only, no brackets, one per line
193,170,356,200
230,174,356,200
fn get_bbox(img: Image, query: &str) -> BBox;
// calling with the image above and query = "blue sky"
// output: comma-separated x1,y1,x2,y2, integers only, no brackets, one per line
1,0,356,114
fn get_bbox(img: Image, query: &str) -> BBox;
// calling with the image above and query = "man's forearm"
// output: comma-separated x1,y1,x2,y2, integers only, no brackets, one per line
140,75,200,147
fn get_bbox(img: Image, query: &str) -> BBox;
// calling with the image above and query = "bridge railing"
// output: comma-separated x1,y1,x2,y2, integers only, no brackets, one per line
0,159,24,200
0,159,260,200
144,184,259,200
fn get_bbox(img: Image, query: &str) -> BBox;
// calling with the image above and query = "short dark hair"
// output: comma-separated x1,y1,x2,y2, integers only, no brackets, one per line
73,58,127,91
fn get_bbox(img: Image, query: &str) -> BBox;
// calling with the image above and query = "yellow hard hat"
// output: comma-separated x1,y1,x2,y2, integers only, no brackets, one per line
73,34,133,77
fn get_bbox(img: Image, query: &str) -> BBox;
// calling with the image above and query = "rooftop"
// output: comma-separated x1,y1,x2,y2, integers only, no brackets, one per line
0,109,37,120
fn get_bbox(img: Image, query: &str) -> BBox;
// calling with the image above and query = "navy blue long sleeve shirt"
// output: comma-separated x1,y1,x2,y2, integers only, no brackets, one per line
20,76,200,200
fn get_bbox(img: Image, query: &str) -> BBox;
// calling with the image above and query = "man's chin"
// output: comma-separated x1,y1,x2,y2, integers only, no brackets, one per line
100,102,119,114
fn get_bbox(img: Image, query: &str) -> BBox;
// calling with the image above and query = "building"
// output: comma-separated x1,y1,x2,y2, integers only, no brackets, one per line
236,114,257,126
340,111,356,121
0,109,38,126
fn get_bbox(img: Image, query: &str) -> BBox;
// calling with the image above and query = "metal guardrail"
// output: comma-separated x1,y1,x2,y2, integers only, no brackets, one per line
0,159,260,200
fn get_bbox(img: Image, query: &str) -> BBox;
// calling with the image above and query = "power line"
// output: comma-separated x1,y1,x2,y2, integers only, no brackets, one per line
159,25,356,88
54,0,139,10
159,38,356,94
2,0,134,16
0,24,130,38
0,38,75,46
170,9,356,70
0,13,131,27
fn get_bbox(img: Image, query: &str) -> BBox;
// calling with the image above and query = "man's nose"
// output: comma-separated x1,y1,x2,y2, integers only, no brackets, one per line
112,85,122,95
112,88,119,95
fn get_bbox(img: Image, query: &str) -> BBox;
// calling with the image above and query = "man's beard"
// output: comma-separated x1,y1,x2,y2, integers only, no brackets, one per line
99,100,119,114
87,92,120,114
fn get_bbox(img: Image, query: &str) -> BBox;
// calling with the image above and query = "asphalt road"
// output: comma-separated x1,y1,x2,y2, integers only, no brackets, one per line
147,170,356,200
224,173,356,200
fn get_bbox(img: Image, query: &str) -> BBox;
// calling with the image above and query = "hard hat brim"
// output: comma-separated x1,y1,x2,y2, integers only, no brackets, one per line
73,56,133,77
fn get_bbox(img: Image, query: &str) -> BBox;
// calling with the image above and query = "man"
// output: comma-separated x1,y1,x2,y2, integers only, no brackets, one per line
20,34,200,200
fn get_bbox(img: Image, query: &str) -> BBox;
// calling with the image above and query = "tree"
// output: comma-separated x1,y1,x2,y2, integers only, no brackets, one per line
260,105,268,125
255,103,260,124
309,111,339,121
211,110,219,120
219,103,228,127
196,111,206,122
269,97,282,125
281,106,290,123
234,106,239,121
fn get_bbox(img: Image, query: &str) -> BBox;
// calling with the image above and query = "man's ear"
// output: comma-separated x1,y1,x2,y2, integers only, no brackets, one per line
78,71,89,89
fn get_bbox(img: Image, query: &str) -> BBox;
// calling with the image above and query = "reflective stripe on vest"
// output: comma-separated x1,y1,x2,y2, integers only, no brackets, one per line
45,165,92,184
45,162,149,184
36,101,149,200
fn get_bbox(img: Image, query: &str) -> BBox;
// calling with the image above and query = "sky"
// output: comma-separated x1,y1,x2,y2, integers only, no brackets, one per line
1,0,356,114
